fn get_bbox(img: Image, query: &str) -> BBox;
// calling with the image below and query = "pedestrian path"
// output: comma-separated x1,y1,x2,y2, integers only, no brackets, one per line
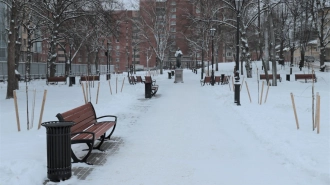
45,70,315,185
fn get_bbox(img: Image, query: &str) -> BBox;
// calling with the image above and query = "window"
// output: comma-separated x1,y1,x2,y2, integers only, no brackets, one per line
116,46,120,49
171,21,176,25
116,51,120,56
116,39,119,43
171,14,176,18
171,27,176,32
171,1,176,5
226,52,232,57
171,8,176,12
116,58,119,62
78,58,82,63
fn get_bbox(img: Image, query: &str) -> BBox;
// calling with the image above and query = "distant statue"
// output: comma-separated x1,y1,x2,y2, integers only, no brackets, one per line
175,48,183,68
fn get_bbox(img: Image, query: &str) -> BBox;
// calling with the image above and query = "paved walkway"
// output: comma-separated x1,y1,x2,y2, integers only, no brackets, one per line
45,70,315,185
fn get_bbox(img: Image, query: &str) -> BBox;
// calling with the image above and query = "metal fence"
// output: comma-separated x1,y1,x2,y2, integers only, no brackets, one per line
0,61,114,80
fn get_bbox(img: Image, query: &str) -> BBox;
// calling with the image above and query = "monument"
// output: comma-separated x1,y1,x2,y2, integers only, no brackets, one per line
174,48,183,83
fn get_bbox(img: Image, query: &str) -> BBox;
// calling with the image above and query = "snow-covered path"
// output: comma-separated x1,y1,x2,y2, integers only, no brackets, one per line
76,70,322,185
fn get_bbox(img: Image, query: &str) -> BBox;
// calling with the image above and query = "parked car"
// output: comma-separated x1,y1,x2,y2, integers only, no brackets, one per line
305,56,315,62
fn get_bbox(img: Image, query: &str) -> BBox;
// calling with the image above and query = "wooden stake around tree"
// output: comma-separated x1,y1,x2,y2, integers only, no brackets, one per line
290,93,299,130
13,90,21,132
96,82,100,104
240,76,245,91
116,77,118,94
81,83,87,103
108,80,112,95
228,76,231,91
264,82,270,103
260,81,264,105
317,94,320,134
121,77,125,92
30,89,36,129
312,70,315,130
37,90,47,130
245,81,252,103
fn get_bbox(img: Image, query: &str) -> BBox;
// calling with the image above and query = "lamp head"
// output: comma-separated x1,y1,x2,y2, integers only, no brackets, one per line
235,0,243,11
210,28,216,36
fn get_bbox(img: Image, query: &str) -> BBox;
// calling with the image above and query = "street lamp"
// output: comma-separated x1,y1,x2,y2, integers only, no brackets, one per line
234,0,243,106
133,46,136,74
210,28,216,86
106,42,111,80
69,38,73,87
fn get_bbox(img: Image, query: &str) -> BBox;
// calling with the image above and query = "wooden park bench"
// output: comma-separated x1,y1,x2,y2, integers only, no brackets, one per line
200,76,211,86
79,75,100,84
46,76,67,85
260,74,282,82
56,102,117,164
136,76,144,83
129,76,137,85
295,74,317,83
221,75,230,85
214,76,221,85
145,76,158,96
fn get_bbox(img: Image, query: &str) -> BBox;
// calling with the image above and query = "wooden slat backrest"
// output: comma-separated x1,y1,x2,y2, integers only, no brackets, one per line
295,74,316,79
205,76,211,82
145,76,152,83
260,74,281,79
81,76,100,81
56,103,97,132
136,76,143,82
215,76,221,82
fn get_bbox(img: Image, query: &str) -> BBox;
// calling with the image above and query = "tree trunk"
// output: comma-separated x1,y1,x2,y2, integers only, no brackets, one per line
6,4,18,99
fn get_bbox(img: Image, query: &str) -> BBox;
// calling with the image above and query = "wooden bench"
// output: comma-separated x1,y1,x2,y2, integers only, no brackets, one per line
214,76,221,85
46,76,67,85
136,76,144,83
200,76,211,86
129,76,137,85
295,74,317,83
80,75,100,84
221,75,229,85
260,74,282,82
145,76,158,96
56,102,117,164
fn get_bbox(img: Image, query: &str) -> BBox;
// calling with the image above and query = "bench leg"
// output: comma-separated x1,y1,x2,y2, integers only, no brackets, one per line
94,133,106,151
71,141,94,165
105,124,117,140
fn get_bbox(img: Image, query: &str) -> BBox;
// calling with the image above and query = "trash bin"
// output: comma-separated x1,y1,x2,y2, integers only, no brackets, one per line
69,76,75,85
234,84,241,105
286,74,290,81
145,82,152,98
171,71,174,76
41,121,74,182
168,72,171,79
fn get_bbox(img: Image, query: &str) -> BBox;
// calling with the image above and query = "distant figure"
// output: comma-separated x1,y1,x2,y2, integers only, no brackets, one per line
175,48,183,68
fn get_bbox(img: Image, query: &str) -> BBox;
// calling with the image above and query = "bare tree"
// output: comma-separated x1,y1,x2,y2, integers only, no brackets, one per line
311,0,330,71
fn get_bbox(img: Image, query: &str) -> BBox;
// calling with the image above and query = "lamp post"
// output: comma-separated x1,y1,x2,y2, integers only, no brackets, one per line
69,38,73,87
210,28,216,86
133,46,136,74
106,42,111,80
234,0,242,106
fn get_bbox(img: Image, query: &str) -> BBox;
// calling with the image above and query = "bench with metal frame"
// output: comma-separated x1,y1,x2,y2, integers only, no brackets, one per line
56,102,117,164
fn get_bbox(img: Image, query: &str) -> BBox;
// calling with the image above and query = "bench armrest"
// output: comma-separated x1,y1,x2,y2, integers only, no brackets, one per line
96,115,117,123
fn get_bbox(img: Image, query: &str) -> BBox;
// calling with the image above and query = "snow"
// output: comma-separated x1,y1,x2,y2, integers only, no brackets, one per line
0,61,329,185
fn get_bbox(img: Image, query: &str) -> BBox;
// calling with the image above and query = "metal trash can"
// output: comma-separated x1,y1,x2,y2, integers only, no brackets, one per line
145,82,152,98
41,121,74,182
286,74,290,81
69,76,75,85
168,72,171,79
171,71,174,76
